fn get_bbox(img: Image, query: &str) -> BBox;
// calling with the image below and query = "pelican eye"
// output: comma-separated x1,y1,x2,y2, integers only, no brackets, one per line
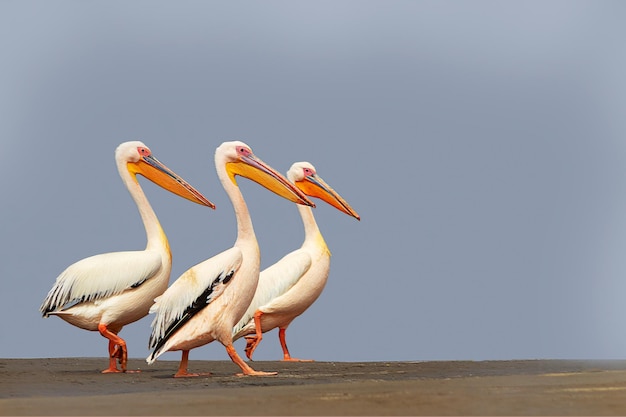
137,147,151,157
237,146,252,157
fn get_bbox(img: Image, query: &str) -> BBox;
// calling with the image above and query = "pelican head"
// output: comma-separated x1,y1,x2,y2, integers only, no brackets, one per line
216,141,315,207
117,141,215,208
288,162,360,220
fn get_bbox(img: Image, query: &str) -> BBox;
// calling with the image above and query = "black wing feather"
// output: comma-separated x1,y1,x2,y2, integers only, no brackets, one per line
148,270,235,355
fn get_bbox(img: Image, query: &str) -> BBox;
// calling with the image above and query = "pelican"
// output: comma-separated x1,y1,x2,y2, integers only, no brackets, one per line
146,141,314,377
40,141,214,373
233,161,359,361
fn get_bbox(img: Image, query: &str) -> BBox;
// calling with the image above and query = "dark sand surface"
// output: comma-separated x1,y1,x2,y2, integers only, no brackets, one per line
3,358,626,415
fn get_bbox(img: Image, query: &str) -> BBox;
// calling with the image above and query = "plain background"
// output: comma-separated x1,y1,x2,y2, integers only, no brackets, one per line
2,1,626,363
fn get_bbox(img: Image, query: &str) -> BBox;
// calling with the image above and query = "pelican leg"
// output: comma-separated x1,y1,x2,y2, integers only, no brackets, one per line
225,344,277,376
244,336,258,360
103,340,121,373
244,310,264,360
98,324,126,373
174,350,212,378
279,328,314,362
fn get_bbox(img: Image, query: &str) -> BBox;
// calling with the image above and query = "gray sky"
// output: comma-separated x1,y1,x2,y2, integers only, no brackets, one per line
2,0,626,362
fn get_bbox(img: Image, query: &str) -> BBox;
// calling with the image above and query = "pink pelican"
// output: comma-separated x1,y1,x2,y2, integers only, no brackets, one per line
147,141,314,377
40,141,214,373
233,161,359,361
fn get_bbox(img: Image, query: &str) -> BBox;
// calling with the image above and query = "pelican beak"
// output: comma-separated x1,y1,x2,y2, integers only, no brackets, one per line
128,155,216,208
226,155,315,207
296,174,360,220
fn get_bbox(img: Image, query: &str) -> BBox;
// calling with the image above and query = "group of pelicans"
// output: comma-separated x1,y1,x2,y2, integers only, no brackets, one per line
40,140,360,377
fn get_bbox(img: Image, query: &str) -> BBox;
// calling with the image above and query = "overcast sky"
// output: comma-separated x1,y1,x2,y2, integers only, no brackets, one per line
2,1,626,363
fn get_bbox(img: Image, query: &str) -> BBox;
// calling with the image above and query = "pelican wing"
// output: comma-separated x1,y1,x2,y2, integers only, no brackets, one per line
233,250,312,336
40,250,162,316
148,247,242,355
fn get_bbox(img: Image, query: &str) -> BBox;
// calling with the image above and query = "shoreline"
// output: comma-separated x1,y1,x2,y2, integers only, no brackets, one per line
3,358,626,415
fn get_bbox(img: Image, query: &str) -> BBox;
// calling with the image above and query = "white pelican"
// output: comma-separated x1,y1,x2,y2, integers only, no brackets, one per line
233,161,359,361
146,141,314,377
40,141,214,373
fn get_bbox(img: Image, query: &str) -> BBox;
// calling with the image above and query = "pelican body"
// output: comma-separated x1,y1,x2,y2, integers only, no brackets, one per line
40,141,214,373
233,162,359,361
147,141,314,377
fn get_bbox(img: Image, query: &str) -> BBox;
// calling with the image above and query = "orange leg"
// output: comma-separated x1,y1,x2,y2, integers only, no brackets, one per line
225,344,277,376
174,350,212,378
103,340,121,373
244,310,264,360
244,336,258,360
98,323,127,373
279,328,314,362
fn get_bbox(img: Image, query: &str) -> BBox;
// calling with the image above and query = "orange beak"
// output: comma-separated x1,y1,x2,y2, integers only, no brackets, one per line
296,174,360,220
128,154,215,208
226,153,315,207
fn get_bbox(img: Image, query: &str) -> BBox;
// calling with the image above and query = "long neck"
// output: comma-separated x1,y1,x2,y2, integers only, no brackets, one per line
298,203,329,254
218,168,256,247
119,162,168,252
298,204,319,239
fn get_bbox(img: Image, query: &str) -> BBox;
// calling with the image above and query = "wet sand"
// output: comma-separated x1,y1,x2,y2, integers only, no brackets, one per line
2,358,626,415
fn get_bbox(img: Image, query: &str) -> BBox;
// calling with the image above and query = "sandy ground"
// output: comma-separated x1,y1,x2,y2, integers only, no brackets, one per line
3,358,626,415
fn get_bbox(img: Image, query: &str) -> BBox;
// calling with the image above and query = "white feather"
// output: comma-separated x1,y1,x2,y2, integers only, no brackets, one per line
233,250,311,337
40,250,162,315
148,247,242,352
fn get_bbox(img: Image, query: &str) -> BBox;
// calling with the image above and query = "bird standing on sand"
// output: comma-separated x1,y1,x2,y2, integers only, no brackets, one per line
40,141,214,373
146,141,314,377
233,161,359,361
